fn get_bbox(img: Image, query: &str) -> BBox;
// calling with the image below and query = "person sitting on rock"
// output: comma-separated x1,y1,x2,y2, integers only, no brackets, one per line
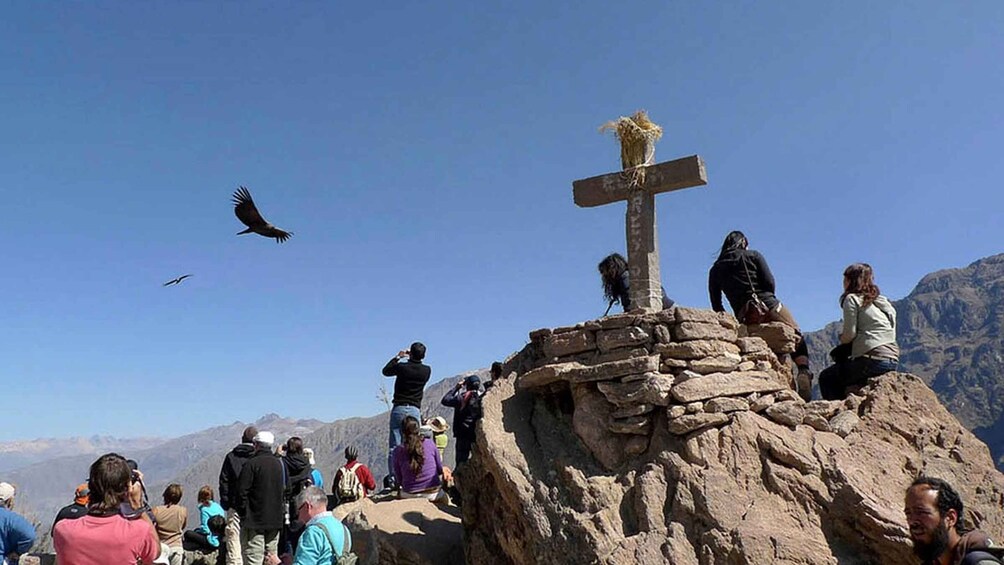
598,252,675,315
818,263,900,400
264,486,353,565
183,485,226,552
0,482,36,564
708,230,812,400
151,484,188,565
904,476,1001,565
392,417,448,503
441,375,484,466
331,446,376,505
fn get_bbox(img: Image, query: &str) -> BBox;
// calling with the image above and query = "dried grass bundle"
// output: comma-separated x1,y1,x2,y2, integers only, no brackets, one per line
600,110,664,170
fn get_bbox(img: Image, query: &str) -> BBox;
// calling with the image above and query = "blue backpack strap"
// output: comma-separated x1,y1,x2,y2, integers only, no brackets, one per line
962,550,1004,565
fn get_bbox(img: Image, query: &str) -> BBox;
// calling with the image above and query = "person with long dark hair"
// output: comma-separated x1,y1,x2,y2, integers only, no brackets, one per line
818,263,899,400
391,417,447,502
708,231,812,400
598,253,674,314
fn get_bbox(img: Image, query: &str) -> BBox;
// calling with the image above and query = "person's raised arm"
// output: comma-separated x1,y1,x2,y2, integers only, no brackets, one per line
382,350,408,377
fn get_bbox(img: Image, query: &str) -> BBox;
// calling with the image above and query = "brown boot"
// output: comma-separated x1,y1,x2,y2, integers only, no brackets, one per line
796,367,813,402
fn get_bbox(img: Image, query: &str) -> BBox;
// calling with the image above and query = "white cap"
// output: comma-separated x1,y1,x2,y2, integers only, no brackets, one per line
0,482,14,502
303,447,316,465
253,431,275,447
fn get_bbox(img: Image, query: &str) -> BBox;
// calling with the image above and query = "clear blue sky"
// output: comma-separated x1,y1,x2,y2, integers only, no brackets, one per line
3,2,1003,441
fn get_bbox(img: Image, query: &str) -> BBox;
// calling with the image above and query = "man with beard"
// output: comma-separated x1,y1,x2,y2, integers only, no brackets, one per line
904,477,1002,565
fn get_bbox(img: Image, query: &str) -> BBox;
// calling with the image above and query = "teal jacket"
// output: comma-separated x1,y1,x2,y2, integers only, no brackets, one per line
294,512,348,564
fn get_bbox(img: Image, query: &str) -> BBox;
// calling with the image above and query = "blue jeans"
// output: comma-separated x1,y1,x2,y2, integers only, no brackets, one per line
388,404,421,477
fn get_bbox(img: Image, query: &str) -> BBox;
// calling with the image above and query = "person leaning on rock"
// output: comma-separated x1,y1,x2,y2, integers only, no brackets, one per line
598,252,674,315
904,477,1002,565
441,375,484,466
381,342,432,485
818,263,900,400
53,453,161,565
219,424,258,565
708,230,813,400
0,481,36,564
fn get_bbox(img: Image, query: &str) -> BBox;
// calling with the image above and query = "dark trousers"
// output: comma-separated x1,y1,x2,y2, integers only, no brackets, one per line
183,529,216,552
456,436,474,465
819,357,898,400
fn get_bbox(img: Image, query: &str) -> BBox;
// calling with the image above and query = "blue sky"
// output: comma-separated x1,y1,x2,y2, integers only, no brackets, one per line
3,2,1003,441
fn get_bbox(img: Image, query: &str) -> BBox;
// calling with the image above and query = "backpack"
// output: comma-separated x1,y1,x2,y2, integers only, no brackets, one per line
314,519,358,565
456,391,483,437
962,548,1004,565
336,463,363,502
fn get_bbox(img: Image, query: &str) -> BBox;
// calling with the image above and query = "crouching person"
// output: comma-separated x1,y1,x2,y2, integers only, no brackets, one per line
265,486,355,565
53,453,161,565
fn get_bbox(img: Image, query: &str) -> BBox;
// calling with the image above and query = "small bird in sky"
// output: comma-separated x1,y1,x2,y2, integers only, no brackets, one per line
232,186,293,243
163,274,193,287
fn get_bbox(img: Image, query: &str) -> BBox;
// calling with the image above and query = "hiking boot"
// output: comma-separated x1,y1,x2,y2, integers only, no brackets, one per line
796,367,813,402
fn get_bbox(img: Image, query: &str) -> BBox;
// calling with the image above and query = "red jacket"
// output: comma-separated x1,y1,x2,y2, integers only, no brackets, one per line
333,461,377,498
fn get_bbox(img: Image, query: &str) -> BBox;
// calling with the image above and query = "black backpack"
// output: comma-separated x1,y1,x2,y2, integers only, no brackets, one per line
962,548,1004,565
456,391,483,437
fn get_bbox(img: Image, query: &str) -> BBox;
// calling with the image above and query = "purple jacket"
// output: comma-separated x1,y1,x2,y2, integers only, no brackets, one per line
392,438,443,493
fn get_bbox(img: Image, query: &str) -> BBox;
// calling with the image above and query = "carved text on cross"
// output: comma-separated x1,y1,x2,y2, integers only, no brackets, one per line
573,155,708,312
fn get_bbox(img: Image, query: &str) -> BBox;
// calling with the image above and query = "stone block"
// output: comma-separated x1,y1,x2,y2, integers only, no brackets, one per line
765,401,806,427
803,413,832,432
654,340,740,360
529,328,552,341
518,362,576,389
667,405,686,419
612,403,655,418
653,324,672,344
750,393,776,413
569,355,661,384
671,371,786,403
553,321,601,334
667,413,729,435
609,415,653,435
673,306,722,325
743,322,798,354
736,336,770,354
689,353,742,374
596,347,649,365
705,397,750,413
661,358,688,371
597,372,673,406
543,330,596,358
674,370,701,384
685,401,703,414
599,313,644,329
597,326,650,353
804,400,843,420
737,360,756,371
671,322,738,342
830,411,860,438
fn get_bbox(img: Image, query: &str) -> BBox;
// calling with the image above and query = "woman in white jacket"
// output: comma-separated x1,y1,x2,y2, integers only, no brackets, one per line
819,263,900,400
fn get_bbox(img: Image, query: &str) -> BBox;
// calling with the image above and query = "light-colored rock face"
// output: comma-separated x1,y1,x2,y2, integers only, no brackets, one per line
465,309,1004,565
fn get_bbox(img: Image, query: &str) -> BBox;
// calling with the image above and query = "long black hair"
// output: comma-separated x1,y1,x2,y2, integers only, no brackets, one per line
401,416,425,475
598,253,628,303
717,231,747,261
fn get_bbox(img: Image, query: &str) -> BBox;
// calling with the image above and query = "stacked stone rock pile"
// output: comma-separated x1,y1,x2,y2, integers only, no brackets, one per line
516,307,833,469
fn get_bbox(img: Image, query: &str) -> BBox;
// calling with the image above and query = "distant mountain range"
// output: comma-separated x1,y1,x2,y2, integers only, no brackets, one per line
805,253,1004,466
9,372,471,552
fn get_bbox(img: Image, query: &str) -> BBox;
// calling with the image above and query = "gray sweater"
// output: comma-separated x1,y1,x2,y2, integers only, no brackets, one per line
840,294,898,359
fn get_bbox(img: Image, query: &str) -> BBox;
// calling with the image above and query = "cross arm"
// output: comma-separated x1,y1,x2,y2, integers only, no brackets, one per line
572,155,708,208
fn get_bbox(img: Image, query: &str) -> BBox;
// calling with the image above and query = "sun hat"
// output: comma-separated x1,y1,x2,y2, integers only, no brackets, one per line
427,416,450,433
253,431,275,447
0,482,14,502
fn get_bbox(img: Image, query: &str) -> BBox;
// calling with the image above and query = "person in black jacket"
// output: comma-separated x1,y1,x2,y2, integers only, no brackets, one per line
598,253,675,314
441,375,484,466
219,425,257,565
708,231,812,400
278,436,312,554
381,342,432,484
236,431,285,565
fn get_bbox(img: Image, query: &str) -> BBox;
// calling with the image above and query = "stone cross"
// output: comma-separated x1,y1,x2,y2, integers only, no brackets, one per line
573,154,708,312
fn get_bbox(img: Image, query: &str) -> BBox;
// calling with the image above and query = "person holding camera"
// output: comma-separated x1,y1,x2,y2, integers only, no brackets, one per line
441,375,484,466
53,453,161,564
381,342,432,484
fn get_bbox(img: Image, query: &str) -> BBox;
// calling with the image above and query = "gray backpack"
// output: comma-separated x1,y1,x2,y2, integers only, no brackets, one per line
313,520,358,565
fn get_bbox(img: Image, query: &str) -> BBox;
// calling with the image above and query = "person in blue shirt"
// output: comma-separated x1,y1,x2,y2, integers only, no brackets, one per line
183,485,226,551
302,449,323,490
0,482,36,564
265,486,352,565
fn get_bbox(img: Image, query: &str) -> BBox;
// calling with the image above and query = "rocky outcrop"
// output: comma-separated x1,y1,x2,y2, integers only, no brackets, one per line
333,496,464,565
462,308,1004,565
